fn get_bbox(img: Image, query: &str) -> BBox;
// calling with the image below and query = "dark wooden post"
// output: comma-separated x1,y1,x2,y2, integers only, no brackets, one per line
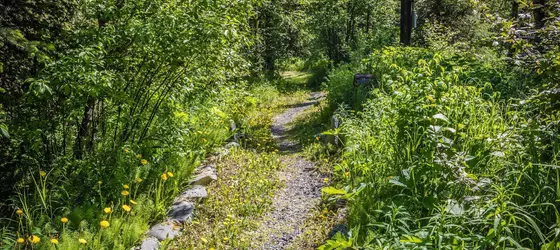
511,0,519,18
400,0,414,45
533,0,546,30
533,0,547,52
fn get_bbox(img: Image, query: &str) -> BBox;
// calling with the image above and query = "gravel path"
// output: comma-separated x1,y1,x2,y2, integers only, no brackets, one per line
252,92,326,249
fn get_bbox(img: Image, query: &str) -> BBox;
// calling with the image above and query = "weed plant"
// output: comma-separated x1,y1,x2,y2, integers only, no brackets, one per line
321,46,560,249
0,82,284,250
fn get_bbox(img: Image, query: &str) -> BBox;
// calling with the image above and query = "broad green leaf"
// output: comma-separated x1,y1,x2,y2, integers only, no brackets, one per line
400,235,423,243
432,113,450,123
321,186,346,195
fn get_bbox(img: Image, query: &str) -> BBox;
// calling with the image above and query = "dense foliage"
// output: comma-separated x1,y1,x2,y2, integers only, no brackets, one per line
0,0,274,248
319,1,560,249
324,46,559,249
1,0,559,249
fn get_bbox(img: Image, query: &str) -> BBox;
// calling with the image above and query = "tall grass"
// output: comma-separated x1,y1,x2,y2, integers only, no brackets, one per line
322,46,560,249
0,82,284,249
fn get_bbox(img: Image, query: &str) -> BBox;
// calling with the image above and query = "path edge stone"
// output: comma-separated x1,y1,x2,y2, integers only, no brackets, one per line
136,162,220,250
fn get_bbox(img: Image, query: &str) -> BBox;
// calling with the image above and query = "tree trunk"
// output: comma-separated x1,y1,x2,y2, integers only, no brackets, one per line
511,0,519,18
400,0,413,45
74,97,94,159
533,0,546,30
533,0,547,52
345,0,356,44
366,9,371,34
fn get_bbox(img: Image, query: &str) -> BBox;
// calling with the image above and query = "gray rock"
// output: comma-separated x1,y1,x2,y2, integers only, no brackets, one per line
328,224,349,238
195,165,215,174
225,141,240,149
168,201,194,223
216,147,230,157
189,169,218,186
139,237,160,250
147,222,180,241
180,185,207,199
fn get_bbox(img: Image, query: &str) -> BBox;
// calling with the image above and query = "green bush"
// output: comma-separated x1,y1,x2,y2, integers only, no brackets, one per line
324,46,560,249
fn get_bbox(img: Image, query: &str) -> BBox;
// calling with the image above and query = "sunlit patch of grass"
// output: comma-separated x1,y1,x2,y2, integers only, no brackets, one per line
287,205,345,250
277,71,313,93
238,83,308,152
172,148,284,249
287,93,341,174
170,79,313,249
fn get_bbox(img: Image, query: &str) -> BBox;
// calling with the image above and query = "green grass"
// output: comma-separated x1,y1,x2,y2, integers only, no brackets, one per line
165,74,313,249
0,80,307,250
319,46,560,249
172,148,283,249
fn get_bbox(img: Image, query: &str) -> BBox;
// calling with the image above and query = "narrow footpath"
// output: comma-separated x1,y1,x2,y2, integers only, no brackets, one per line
250,92,326,249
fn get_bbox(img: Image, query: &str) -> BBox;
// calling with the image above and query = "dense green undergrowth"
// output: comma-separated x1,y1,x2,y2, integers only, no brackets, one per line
0,82,284,250
321,46,560,249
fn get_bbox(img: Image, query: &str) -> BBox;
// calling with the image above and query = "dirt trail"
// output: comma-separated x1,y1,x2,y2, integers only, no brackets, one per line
251,92,326,249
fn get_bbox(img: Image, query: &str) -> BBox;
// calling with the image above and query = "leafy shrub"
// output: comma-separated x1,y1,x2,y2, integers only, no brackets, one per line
324,46,560,249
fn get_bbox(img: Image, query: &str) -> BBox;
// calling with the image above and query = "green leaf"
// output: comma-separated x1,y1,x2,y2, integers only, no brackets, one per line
321,186,346,195
389,176,408,189
400,235,423,243
432,113,450,123
0,124,9,139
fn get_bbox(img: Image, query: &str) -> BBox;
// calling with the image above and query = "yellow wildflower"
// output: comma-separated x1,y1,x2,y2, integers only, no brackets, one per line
16,209,23,215
40,170,47,177
136,177,143,183
223,237,229,241
28,235,40,244
98,180,102,185
79,238,87,244
201,237,208,243
323,178,329,183
61,217,69,223
51,238,59,244
16,238,24,244
427,95,436,103
121,190,129,196
123,184,129,189
167,172,174,177
345,172,350,177
210,248,215,250
104,207,112,214
161,173,168,181
122,204,131,212
100,220,110,228
130,199,137,205
140,159,148,165
124,148,129,153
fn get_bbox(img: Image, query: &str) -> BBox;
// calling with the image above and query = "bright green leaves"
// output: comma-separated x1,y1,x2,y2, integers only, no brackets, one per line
318,232,354,250
321,186,346,195
323,45,559,249
432,113,450,124
0,124,9,139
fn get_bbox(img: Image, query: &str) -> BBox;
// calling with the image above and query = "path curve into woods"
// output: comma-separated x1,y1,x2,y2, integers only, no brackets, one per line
250,92,326,249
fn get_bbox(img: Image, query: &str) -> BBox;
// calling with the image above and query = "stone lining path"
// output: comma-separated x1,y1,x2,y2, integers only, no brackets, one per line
138,91,327,250
251,92,326,249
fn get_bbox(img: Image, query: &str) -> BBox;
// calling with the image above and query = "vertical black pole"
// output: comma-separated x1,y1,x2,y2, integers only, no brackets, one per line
400,0,413,45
